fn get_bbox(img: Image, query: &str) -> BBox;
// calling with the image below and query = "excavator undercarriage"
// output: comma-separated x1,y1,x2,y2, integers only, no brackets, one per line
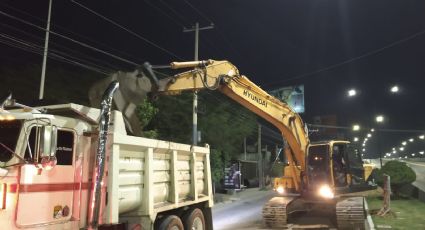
262,195,366,229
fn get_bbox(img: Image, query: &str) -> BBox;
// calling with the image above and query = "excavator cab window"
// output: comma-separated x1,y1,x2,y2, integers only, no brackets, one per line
307,144,331,188
332,144,347,187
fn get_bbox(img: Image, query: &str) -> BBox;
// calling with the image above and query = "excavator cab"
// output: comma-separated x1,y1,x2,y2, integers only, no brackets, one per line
306,141,375,197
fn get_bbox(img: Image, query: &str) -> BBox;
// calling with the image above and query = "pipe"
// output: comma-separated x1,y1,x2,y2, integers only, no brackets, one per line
89,81,119,229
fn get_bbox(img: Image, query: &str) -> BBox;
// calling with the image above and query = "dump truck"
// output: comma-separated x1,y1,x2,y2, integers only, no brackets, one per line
0,82,213,229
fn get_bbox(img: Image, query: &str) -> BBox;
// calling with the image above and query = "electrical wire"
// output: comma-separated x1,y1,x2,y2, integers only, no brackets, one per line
0,32,110,75
70,0,185,60
0,22,121,70
0,1,143,63
0,9,140,67
181,0,214,25
143,0,186,28
159,0,191,27
264,27,425,86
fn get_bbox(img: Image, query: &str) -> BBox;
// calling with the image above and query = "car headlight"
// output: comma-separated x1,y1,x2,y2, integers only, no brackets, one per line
276,186,285,194
318,185,334,199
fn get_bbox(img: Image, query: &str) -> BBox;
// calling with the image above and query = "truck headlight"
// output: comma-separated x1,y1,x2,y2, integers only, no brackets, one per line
276,186,284,194
318,185,334,199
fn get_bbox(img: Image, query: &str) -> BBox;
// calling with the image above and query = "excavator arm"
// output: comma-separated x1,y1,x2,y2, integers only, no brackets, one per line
153,60,309,191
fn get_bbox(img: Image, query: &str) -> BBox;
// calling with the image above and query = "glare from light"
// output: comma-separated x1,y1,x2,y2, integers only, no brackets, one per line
371,128,375,132
419,135,425,140
399,147,405,151
390,85,399,93
276,186,285,194
392,147,395,151
412,153,415,157
367,133,372,138
420,151,424,155
362,148,366,152
348,89,357,97
353,137,359,142
405,156,408,159
409,138,414,142
392,150,396,154
352,124,360,131
318,185,334,199
365,138,368,141
362,143,365,147
402,141,407,146
376,115,384,123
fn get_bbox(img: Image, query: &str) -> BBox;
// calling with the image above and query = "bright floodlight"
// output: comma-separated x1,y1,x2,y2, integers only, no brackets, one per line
348,89,357,97
409,138,414,142
419,135,425,139
390,85,399,93
353,137,359,142
376,115,384,123
352,124,360,131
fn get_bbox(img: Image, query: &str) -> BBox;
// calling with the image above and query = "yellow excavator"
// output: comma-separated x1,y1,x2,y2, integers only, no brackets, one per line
94,59,375,229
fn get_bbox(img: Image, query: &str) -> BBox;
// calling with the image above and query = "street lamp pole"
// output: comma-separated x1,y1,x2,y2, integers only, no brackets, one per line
39,0,53,100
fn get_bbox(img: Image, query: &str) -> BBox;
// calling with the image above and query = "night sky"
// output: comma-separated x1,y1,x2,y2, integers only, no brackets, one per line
1,0,425,157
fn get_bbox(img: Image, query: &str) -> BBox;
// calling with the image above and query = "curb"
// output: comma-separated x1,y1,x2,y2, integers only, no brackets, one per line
364,197,376,230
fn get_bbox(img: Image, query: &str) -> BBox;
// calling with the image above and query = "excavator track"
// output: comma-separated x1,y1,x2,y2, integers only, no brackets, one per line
262,196,295,229
336,197,366,230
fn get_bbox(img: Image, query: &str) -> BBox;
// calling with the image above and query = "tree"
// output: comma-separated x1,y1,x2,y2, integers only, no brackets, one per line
141,91,257,183
375,160,416,197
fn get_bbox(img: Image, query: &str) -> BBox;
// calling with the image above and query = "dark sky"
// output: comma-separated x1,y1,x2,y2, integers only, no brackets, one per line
1,0,425,157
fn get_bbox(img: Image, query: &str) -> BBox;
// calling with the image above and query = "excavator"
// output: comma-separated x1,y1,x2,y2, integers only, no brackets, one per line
91,59,375,229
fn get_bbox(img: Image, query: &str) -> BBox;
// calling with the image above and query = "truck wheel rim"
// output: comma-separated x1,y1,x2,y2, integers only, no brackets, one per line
192,216,203,230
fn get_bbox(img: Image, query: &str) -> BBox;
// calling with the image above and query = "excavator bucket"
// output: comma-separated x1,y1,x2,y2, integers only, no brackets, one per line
88,66,154,136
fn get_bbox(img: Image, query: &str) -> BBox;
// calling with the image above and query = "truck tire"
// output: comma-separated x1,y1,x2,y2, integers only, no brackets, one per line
183,208,205,230
158,215,184,230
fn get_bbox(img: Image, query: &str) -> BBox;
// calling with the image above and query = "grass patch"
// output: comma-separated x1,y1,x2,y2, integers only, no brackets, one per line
366,192,425,229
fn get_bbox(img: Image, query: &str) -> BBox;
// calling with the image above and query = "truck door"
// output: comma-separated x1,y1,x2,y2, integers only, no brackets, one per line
16,128,76,227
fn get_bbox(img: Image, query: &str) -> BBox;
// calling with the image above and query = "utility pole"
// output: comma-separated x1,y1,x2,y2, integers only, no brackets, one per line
258,124,264,189
183,22,214,145
39,0,53,100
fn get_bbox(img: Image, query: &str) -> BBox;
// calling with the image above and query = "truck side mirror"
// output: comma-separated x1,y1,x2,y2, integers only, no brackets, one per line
35,125,58,170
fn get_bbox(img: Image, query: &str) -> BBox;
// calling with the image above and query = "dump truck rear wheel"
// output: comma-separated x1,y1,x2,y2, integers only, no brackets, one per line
158,215,184,230
183,208,205,230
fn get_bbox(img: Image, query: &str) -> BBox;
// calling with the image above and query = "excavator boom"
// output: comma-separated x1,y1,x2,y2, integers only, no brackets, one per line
154,60,309,191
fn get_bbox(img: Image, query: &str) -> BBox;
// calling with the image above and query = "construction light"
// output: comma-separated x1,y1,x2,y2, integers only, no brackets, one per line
390,85,399,93
376,115,384,123
348,89,357,97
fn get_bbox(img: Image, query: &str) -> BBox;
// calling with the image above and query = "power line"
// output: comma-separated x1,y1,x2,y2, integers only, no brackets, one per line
0,1,144,64
0,22,121,70
159,0,191,27
181,0,213,25
70,0,185,60
0,9,140,67
265,27,425,86
0,32,111,75
143,0,186,28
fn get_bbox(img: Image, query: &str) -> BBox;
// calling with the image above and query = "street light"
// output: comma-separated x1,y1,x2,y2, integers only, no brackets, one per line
348,89,357,97
399,147,405,151
371,128,375,132
353,137,359,142
367,133,372,138
402,141,407,146
352,124,360,131
390,85,399,93
419,135,424,139
376,115,384,123
409,138,414,142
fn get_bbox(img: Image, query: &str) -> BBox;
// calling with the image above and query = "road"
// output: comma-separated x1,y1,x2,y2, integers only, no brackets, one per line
212,191,274,230
211,190,367,229
371,158,425,191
